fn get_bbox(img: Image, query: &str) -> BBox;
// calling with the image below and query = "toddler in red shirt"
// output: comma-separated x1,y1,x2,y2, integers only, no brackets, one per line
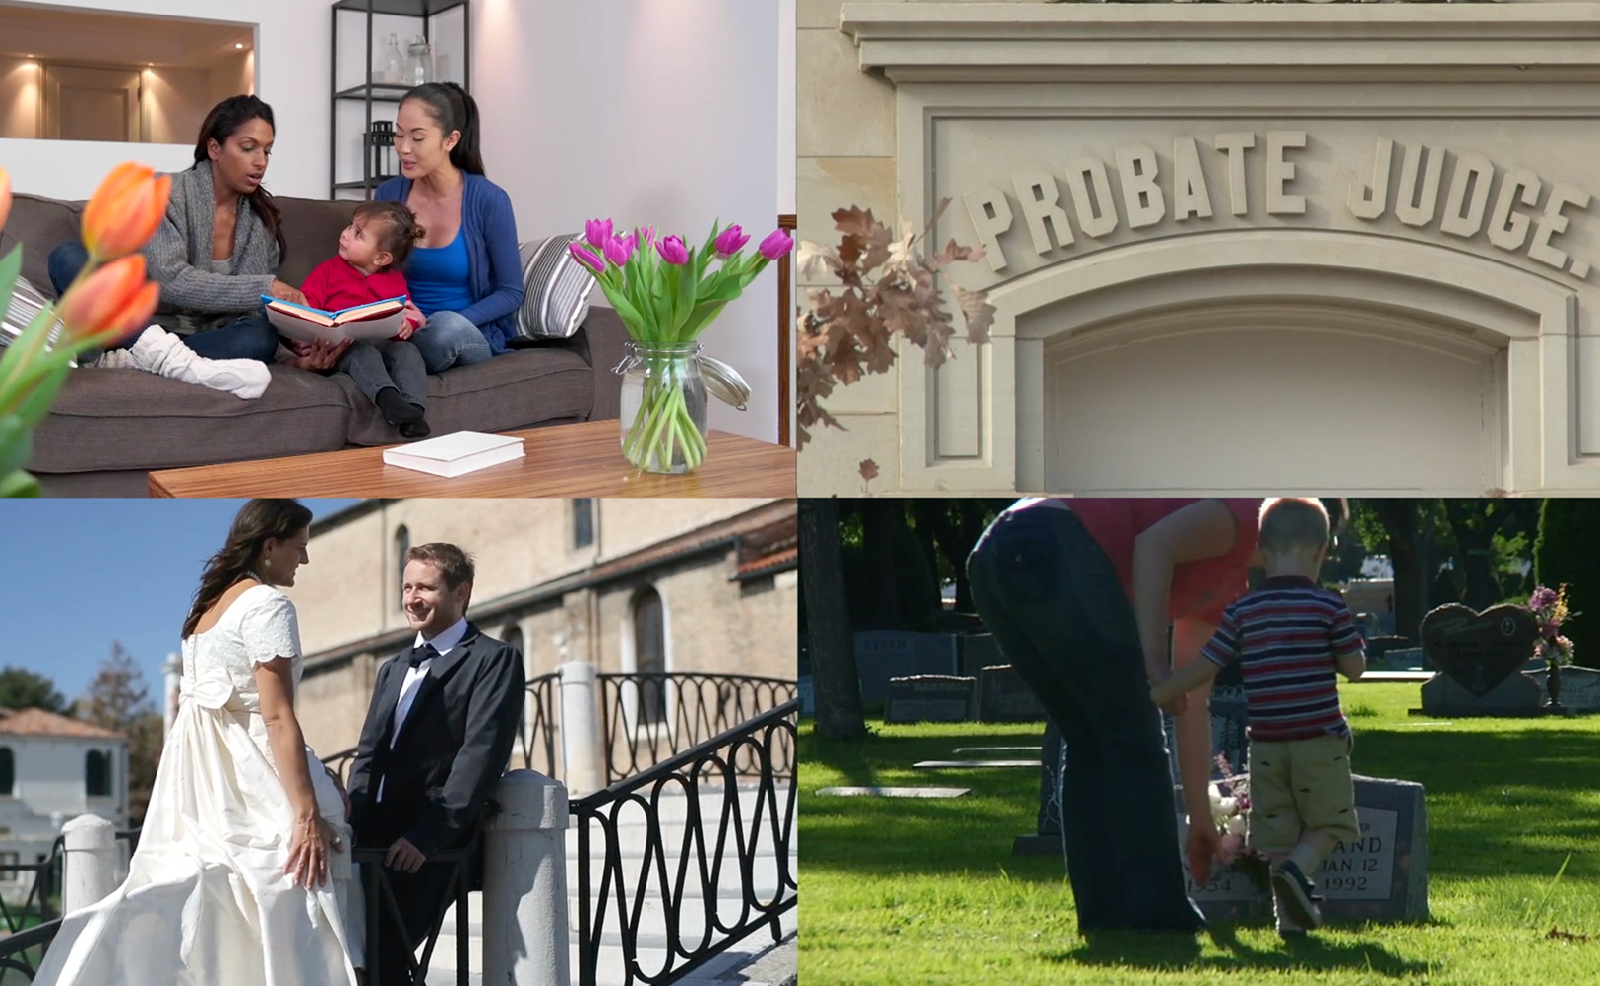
299,201,432,438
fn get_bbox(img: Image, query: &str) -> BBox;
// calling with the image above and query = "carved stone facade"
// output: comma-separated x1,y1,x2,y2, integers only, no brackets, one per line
799,1,1600,495
282,499,798,757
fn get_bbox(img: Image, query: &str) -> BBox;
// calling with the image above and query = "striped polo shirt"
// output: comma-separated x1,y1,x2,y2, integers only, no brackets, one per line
1200,576,1363,742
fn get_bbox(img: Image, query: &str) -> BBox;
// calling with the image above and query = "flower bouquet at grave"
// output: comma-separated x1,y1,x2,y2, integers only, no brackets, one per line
1530,583,1577,666
568,219,793,474
1204,754,1271,892
0,163,169,496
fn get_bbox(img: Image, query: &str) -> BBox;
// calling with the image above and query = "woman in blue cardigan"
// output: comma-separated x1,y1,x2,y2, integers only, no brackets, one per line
376,82,523,373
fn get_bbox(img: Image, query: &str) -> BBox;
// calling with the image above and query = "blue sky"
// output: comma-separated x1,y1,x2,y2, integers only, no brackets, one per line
0,499,361,707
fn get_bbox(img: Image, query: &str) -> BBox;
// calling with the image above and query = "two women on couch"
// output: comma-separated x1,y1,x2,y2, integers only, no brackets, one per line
48,86,522,395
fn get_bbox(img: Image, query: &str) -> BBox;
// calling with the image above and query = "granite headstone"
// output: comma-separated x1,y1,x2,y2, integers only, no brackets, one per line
977,665,1047,723
959,633,1008,678
1184,775,1429,924
884,675,977,724
1420,603,1539,696
855,631,959,707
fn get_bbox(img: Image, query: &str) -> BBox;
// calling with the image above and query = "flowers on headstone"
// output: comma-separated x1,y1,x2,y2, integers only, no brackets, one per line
1530,583,1577,667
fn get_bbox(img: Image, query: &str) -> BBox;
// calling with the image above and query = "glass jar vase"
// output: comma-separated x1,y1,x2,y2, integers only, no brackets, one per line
618,341,709,474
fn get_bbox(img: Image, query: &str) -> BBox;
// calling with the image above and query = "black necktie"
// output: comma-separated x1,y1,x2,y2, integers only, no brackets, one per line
408,643,438,669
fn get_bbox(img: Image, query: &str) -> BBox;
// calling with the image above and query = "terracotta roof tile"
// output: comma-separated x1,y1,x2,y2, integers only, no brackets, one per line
0,708,123,740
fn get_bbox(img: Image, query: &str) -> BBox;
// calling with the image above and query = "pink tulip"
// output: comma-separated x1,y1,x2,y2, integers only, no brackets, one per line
0,167,10,234
656,234,690,266
568,241,604,273
620,232,637,257
636,225,656,250
712,224,750,260
758,228,794,260
604,235,633,267
584,218,613,251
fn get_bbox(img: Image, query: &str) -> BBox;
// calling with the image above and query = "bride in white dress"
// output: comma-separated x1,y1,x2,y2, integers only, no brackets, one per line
34,499,363,986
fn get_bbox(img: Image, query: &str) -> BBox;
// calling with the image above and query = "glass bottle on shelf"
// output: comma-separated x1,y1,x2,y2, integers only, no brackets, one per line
379,33,403,85
403,36,433,87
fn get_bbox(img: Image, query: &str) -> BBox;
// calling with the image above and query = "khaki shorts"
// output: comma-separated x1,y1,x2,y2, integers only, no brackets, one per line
1247,732,1360,854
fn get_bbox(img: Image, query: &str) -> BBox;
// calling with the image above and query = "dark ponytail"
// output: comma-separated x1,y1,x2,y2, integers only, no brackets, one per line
402,81,485,176
193,95,287,261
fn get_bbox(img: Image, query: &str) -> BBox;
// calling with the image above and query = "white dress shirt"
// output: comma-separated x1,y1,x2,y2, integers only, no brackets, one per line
377,616,468,803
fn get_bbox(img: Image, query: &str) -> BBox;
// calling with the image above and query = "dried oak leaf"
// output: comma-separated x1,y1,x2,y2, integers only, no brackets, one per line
953,284,996,346
859,459,880,483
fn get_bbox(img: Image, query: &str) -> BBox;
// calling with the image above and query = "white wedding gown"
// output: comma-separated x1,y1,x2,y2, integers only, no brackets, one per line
34,584,364,986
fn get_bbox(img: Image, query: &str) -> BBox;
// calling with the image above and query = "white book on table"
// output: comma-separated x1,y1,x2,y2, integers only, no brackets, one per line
381,431,525,478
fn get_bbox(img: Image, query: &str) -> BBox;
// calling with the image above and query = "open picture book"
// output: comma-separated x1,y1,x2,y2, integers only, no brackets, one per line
261,294,408,343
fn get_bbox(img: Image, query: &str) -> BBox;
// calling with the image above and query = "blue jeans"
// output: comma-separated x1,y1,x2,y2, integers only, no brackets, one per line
409,310,492,373
967,504,1206,933
47,240,279,362
339,340,428,408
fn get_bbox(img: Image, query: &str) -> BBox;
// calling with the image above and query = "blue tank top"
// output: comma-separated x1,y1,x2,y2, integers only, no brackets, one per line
406,229,475,315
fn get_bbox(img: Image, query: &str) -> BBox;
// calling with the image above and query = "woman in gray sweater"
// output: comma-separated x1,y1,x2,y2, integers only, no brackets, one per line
48,96,343,396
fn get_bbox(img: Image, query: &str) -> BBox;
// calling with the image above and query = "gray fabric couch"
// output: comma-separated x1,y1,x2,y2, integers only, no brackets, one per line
1,190,624,496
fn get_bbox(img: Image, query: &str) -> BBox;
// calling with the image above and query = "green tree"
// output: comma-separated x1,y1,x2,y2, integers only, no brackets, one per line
0,667,67,713
80,642,163,823
1534,499,1600,670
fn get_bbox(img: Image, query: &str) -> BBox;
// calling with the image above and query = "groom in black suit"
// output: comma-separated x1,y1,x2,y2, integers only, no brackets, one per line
345,542,525,986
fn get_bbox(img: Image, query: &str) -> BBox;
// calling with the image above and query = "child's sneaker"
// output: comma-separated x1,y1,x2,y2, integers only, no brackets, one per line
1271,861,1324,930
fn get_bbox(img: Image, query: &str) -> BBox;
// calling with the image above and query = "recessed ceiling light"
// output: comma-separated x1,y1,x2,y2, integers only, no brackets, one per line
235,42,244,49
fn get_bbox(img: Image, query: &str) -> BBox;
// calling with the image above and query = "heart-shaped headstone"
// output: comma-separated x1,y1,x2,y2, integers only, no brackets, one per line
1419,603,1540,697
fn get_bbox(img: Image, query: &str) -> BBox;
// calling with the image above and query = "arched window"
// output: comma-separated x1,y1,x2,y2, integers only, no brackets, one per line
85,750,111,798
573,500,595,549
396,525,411,612
0,748,13,797
632,588,666,726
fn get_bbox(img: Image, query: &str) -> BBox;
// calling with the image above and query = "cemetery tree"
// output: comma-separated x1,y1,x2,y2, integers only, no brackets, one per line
1441,499,1540,610
1534,498,1600,669
0,667,67,714
81,642,163,823
800,499,868,740
1357,499,1425,638
910,499,1014,613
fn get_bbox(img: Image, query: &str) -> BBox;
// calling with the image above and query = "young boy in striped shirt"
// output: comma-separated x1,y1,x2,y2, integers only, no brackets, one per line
1150,498,1366,936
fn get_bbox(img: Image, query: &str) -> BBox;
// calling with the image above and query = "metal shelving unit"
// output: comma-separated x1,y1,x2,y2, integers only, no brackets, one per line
330,0,470,198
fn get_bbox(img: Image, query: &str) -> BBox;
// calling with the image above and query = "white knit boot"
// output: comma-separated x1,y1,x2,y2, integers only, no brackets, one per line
125,326,271,400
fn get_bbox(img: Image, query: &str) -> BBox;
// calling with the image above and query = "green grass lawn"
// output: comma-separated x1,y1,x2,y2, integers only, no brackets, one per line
800,683,1600,985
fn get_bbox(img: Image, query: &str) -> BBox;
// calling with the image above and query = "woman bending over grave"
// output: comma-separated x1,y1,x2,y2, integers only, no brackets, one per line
966,498,1269,934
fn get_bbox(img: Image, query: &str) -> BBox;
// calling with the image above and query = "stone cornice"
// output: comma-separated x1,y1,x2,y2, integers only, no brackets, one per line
839,2,1600,82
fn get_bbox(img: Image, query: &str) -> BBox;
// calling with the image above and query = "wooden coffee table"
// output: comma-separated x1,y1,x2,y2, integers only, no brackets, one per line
148,420,796,498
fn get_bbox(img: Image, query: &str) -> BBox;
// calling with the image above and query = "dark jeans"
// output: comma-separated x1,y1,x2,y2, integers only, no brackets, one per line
967,503,1205,933
339,340,428,408
47,240,279,361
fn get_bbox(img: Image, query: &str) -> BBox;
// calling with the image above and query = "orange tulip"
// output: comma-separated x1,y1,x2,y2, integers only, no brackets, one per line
0,167,11,234
81,162,170,261
56,254,160,343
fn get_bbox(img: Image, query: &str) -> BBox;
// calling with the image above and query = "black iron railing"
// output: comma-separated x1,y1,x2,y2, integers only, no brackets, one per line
597,674,796,784
521,670,561,778
352,842,474,986
573,699,798,986
0,836,64,982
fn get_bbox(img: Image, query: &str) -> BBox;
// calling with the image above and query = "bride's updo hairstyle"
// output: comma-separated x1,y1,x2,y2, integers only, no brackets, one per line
183,498,313,638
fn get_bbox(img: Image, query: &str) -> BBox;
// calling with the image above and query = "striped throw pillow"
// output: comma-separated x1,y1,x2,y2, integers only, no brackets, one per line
0,274,74,368
514,233,595,342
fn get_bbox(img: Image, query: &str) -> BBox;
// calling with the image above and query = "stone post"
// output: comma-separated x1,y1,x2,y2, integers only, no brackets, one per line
62,813,118,913
483,770,571,986
559,660,605,798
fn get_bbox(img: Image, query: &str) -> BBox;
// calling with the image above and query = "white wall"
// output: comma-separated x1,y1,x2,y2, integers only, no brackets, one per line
209,49,255,106
472,0,783,442
8,737,127,818
779,0,795,215
0,136,193,199
0,0,327,198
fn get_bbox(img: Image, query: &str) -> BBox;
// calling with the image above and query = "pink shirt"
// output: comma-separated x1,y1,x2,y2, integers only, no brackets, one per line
1063,499,1262,626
